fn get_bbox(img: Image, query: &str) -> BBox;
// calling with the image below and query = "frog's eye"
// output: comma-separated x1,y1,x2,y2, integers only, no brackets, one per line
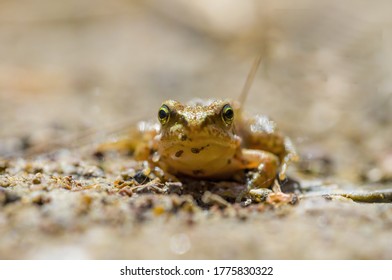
158,104,170,125
221,104,234,125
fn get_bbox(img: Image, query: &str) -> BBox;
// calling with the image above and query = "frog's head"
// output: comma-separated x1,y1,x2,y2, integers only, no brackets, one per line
155,99,241,177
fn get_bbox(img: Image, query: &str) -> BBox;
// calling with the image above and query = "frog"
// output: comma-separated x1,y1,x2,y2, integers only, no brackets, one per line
97,57,298,203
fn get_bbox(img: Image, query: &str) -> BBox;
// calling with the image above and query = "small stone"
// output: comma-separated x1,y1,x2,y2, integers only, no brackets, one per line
153,205,165,216
133,170,151,185
0,178,10,188
0,187,21,205
32,173,42,184
0,161,9,173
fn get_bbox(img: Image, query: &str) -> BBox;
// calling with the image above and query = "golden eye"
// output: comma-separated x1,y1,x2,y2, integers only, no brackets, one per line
221,104,234,125
158,104,170,125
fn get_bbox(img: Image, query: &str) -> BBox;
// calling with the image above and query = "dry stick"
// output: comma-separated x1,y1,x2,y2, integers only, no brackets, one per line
237,55,262,107
332,190,392,203
300,189,392,203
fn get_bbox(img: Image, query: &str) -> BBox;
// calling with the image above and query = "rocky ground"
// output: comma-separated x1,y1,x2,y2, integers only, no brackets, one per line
0,0,392,259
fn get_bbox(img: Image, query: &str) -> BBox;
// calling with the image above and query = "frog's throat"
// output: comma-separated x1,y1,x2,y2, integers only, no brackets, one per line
157,140,240,178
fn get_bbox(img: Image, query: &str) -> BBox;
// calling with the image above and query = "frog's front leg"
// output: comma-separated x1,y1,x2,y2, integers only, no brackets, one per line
94,121,159,161
235,149,279,203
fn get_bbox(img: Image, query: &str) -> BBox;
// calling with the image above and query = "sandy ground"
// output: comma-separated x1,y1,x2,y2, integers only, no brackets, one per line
0,0,392,259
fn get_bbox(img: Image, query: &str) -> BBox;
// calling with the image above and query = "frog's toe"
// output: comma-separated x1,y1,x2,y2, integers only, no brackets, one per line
249,188,273,202
235,187,272,204
278,170,287,181
240,198,253,207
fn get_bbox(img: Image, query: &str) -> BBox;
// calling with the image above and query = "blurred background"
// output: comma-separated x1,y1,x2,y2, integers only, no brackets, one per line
0,0,391,182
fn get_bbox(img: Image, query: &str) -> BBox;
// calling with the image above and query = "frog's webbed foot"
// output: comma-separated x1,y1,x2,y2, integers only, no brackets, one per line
235,149,279,203
235,181,273,204
247,188,273,203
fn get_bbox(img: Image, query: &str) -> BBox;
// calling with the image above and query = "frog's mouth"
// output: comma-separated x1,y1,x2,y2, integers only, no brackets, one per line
161,138,235,154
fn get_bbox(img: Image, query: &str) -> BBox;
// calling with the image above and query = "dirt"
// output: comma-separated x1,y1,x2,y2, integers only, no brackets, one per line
0,0,392,259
